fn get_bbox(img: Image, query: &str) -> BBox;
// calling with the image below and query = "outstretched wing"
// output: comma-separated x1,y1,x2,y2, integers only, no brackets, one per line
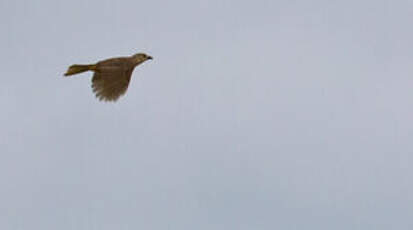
91,68,134,102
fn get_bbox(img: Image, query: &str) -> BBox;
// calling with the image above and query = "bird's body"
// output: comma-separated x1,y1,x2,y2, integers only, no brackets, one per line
64,53,152,102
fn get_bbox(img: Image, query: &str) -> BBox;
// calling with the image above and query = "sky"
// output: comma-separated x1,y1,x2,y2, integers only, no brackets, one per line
1,0,413,229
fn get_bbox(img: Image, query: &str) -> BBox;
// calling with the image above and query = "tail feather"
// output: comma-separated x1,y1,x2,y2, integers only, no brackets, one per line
64,64,96,76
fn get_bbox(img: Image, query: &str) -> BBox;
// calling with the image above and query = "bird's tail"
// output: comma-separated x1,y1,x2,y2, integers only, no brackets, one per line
64,64,96,76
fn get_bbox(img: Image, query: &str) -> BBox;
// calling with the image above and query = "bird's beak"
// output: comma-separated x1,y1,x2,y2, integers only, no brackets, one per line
147,56,153,60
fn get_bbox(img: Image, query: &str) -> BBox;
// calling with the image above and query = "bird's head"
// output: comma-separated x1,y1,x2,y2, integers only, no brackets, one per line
132,53,153,65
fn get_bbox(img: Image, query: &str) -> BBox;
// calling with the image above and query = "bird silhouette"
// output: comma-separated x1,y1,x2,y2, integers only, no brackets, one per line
64,53,153,102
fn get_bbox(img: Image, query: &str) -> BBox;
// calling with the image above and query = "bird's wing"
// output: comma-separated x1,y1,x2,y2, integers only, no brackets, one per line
91,67,134,102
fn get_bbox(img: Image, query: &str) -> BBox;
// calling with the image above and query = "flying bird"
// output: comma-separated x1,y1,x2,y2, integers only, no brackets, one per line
64,53,153,102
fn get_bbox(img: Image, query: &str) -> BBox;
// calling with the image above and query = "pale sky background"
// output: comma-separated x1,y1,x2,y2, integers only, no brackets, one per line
1,0,413,229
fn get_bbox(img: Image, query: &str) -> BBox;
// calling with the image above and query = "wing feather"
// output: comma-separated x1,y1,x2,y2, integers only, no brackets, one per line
91,68,134,102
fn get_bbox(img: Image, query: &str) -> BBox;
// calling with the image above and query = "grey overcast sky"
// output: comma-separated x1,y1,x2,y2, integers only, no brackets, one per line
1,0,413,229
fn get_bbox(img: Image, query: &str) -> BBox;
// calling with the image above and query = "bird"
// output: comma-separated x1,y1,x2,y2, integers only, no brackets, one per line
64,53,153,102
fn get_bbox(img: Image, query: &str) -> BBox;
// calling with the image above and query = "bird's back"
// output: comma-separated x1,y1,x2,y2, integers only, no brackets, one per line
96,57,134,71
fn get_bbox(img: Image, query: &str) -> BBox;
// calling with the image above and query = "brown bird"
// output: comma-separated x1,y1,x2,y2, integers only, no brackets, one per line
64,53,153,102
